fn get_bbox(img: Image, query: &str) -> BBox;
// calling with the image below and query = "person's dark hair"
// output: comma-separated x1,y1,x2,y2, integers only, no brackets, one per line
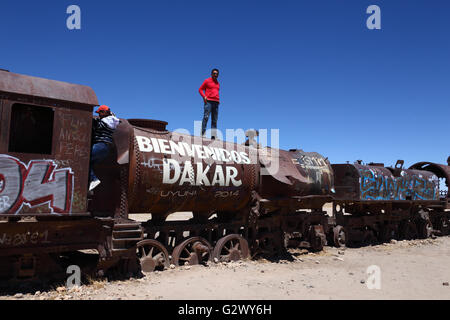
211,69,220,75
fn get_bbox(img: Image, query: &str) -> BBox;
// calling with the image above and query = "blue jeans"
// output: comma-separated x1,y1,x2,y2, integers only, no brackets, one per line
202,100,219,136
89,142,110,182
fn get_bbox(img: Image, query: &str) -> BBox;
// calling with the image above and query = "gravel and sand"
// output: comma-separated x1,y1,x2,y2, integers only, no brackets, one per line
3,236,450,300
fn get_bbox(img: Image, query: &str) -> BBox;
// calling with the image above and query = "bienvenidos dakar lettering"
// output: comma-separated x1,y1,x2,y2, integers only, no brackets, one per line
136,136,250,187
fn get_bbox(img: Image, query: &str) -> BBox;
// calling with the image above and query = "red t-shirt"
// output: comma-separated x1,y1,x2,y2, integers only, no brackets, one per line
199,78,220,102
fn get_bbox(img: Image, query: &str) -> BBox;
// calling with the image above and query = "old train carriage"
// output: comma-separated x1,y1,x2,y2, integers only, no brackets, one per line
331,160,449,245
0,70,142,280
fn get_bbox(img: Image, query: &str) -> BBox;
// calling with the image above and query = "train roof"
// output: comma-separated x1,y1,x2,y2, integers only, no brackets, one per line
0,70,98,106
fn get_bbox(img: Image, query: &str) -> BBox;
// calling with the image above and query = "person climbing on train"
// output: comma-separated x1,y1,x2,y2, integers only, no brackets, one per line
89,105,120,191
199,68,220,139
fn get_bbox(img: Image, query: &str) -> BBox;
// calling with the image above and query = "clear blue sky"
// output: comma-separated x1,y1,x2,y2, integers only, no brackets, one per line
1,0,448,167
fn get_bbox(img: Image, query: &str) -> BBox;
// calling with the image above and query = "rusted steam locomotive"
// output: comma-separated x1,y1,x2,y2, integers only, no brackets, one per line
0,70,448,281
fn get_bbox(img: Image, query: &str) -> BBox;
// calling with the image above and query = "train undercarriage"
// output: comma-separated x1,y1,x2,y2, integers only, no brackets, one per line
0,198,448,287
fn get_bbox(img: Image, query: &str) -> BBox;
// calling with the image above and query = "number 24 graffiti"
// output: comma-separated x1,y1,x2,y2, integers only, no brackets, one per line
0,155,74,215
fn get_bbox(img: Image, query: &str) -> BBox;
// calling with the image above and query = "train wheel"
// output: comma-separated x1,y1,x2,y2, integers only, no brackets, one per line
417,219,433,239
436,217,449,235
309,225,327,252
213,234,250,263
333,226,347,248
136,240,170,273
172,237,212,266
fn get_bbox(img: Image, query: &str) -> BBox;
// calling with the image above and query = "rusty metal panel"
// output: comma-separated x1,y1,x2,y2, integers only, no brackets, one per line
0,71,98,106
128,119,168,132
259,149,334,200
113,119,134,165
0,100,11,154
0,99,2,138
290,150,334,196
0,218,113,256
53,107,92,214
332,164,361,200
0,100,92,216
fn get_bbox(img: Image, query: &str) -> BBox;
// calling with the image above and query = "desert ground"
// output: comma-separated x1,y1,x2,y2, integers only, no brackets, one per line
1,215,449,300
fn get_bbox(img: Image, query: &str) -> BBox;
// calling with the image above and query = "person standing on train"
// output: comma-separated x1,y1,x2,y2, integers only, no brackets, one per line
199,69,220,139
89,105,120,191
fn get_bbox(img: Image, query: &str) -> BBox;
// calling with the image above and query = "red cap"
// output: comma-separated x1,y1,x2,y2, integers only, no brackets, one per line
96,105,110,113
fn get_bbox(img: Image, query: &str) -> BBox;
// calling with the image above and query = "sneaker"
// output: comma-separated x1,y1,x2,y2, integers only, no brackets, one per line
89,179,101,191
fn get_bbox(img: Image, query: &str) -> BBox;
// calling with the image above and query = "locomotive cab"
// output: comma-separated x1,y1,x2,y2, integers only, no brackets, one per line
0,70,99,217
0,71,129,280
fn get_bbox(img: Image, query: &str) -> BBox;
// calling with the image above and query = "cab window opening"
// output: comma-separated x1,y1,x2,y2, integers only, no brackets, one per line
8,103,54,155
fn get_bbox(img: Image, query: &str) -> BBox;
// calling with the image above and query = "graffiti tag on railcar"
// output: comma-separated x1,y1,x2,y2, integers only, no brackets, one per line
296,155,329,170
0,155,74,215
0,230,50,247
360,169,439,201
